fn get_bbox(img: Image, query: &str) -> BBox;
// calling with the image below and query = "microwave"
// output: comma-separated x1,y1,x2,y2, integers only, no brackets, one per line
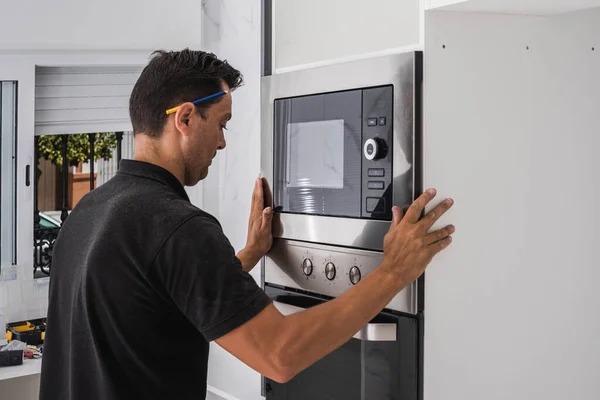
261,51,422,252
260,51,424,400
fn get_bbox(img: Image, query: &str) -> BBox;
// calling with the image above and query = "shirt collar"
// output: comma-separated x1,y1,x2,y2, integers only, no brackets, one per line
118,159,190,202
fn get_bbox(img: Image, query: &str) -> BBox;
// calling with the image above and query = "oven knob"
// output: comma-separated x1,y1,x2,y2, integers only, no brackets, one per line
349,266,362,285
363,138,387,161
325,262,336,281
302,258,313,276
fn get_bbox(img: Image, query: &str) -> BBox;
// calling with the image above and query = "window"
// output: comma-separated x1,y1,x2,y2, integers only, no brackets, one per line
1,81,18,274
33,131,134,278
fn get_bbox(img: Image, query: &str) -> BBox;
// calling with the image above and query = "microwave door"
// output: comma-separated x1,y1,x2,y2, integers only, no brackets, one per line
274,91,363,219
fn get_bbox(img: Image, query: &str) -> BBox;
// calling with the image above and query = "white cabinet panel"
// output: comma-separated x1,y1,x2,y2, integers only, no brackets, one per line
424,9,600,400
429,0,600,15
274,0,420,71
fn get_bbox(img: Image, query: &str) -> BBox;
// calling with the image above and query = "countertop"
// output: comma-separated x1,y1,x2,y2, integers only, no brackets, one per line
0,358,42,381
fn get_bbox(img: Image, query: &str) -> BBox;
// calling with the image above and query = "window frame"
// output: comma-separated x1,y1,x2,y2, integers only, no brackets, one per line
1,81,18,275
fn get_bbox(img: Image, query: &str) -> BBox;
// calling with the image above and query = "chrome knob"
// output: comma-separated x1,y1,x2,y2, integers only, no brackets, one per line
325,262,336,281
302,258,313,276
363,138,387,161
349,266,361,285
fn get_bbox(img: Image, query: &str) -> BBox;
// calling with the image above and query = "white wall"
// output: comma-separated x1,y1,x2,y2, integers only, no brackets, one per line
273,0,422,72
423,8,600,400
0,0,202,51
201,1,263,399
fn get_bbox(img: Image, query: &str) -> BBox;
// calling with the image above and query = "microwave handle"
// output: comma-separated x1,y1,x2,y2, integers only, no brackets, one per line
272,301,397,342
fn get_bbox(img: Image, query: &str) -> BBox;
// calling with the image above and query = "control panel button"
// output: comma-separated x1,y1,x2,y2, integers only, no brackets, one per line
302,258,313,276
363,138,387,161
366,197,384,213
349,266,361,285
378,117,387,126
364,139,377,160
368,168,385,177
367,181,385,190
367,118,378,127
325,262,336,281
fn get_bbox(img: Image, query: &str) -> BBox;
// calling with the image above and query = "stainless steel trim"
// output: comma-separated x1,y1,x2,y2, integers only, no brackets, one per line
1,81,18,266
272,301,397,342
261,52,419,251
264,238,415,314
261,0,272,77
272,213,391,252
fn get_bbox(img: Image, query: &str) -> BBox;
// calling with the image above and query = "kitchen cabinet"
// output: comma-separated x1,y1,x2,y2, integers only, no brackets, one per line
423,7,600,400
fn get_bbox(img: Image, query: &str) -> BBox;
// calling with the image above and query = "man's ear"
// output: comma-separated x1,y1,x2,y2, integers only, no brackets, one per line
174,103,196,136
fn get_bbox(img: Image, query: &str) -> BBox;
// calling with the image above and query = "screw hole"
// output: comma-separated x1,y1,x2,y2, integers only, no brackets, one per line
442,44,446,49
526,46,530,50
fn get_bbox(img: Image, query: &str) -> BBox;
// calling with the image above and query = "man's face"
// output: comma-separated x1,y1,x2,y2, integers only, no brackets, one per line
181,83,232,186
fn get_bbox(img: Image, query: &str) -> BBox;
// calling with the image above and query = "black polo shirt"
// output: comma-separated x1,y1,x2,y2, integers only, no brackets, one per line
40,159,271,400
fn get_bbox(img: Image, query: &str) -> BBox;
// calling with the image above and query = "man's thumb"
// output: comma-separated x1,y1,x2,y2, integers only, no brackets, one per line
262,207,273,226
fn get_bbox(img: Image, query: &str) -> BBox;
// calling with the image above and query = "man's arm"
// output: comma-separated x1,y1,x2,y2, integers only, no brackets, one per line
216,261,406,382
236,247,262,273
217,189,455,383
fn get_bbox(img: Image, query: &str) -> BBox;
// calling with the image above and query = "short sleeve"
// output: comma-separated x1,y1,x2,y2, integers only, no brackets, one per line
147,215,271,341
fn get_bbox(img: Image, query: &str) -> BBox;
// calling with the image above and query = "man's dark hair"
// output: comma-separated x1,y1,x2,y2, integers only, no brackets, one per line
129,49,243,137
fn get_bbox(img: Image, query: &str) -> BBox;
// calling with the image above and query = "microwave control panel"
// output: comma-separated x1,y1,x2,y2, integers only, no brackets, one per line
361,86,393,220
264,238,415,314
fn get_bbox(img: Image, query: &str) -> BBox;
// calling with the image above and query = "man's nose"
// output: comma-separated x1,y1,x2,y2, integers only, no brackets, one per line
218,130,227,150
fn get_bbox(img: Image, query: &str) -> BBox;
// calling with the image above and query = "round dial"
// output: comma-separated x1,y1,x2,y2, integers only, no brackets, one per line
325,262,336,281
302,258,313,276
363,138,387,161
349,266,362,285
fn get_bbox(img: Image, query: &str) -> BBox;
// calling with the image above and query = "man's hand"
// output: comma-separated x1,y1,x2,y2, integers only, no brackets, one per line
237,176,274,272
380,188,455,286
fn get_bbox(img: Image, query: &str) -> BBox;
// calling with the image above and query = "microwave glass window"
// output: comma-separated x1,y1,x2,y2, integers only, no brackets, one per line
286,120,345,190
273,90,363,218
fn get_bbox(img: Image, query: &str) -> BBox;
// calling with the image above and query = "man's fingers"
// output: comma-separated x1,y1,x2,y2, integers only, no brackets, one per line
262,177,273,209
428,236,453,255
391,206,404,226
423,225,455,245
261,207,273,230
420,198,454,232
404,189,437,223
252,176,264,217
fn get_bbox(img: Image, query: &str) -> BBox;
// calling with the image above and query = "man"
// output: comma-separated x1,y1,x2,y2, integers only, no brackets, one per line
40,49,455,399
